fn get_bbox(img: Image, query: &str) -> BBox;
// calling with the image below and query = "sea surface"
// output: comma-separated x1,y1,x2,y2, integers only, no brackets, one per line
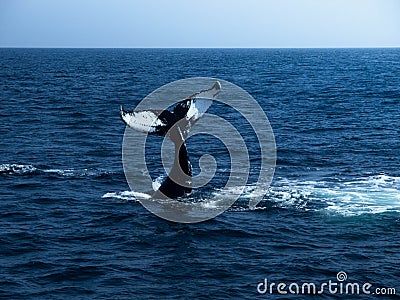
0,48,399,299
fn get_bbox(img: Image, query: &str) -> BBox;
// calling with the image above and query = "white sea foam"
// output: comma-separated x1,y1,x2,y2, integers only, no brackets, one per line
43,168,110,177
102,191,150,201
265,175,400,216
104,174,400,217
0,163,112,177
0,163,37,174
151,175,165,191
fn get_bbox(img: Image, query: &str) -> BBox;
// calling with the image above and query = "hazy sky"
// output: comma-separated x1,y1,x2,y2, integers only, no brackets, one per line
0,0,399,48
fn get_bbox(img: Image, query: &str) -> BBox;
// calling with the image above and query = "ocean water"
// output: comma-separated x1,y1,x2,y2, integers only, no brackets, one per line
0,48,399,299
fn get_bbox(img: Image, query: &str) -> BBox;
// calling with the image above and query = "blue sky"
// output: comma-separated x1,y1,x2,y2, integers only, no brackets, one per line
0,0,399,48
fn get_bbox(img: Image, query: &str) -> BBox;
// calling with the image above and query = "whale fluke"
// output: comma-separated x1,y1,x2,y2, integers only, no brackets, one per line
120,81,220,137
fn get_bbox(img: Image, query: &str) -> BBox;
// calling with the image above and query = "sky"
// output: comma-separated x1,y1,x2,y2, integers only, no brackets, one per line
0,0,399,48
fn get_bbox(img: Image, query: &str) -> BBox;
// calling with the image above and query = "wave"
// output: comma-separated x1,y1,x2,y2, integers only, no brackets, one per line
103,174,400,217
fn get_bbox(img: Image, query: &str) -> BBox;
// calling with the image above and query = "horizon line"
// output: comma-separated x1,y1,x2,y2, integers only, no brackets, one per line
1,46,399,49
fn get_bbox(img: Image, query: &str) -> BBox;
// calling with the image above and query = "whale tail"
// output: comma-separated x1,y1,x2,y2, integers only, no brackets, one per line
120,81,220,139
120,81,221,199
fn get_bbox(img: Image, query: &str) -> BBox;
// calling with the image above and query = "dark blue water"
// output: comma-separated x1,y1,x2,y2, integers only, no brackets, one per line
1,48,399,299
